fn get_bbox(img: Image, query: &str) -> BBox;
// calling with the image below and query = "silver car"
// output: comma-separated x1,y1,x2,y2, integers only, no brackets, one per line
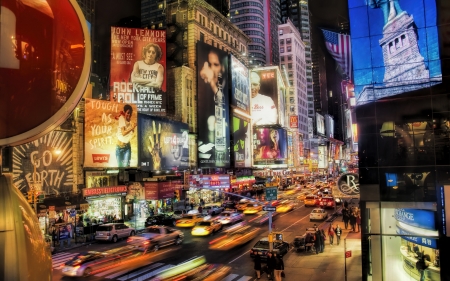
95,223,136,243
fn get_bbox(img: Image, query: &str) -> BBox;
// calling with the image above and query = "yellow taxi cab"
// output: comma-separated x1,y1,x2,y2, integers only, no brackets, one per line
191,220,223,236
243,203,263,214
175,214,210,227
235,200,249,211
297,193,308,201
304,195,320,207
276,203,294,213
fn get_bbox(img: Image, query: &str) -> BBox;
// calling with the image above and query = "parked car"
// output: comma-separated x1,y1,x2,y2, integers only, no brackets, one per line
203,205,225,215
309,208,328,221
127,225,184,251
249,237,290,260
191,220,223,236
145,214,176,227
95,223,135,243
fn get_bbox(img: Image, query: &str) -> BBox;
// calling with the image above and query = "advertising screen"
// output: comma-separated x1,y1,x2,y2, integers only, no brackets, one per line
253,127,288,166
196,41,230,168
318,146,327,169
345,109,353,140
138,115,189,171
349,0,441,105
12,131,73,194
109,27,166,115
232,114,251,168
250,68,281,126
325,115,334,139
316,113,325,136
230,55,250,113
84,98,139,168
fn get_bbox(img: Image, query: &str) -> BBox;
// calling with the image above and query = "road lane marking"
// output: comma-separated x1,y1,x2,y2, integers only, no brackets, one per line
222,273,239,281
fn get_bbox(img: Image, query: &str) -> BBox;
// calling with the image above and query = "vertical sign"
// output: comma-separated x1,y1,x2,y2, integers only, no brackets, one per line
230,55,250,113
232,114,252,168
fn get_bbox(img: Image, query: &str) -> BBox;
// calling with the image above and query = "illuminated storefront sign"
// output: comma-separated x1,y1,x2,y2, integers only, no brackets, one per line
337,173,360,196
395,208,436,231
83,186,127,197
289,116,299,128
189,174,230,189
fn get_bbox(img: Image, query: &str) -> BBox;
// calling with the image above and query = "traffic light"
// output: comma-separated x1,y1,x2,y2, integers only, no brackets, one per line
37,192,45,203
27,191,34,203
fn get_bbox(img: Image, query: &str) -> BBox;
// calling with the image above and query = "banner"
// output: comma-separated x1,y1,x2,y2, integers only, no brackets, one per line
84,98,139,168
230,55,250,113
289,116,299,128
253,127,288,166
196,41,230,168
250,68,281,126
109,27,167,115
138,115,189,171
232,115,251,168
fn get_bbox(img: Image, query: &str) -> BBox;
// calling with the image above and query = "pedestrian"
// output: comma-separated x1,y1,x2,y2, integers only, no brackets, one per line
349,211,356,232
328,224,335,245
356,213,361,232
266,251,275,280
254,252,262,279
335,224,342,245
273,253,284,281
342,206,350,229
416,253,428,281
320,229,326,252
198,205,203,214
314,231,321,254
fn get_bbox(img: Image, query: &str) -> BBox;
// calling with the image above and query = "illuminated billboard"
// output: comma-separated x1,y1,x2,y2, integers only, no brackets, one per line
84,98,139,168
316,113,325,136
349,0,441,105
318,145,327,169
289,116,299,128
196,41,230,168
250,67,285,126
253,127,288,167
325,115,334,139
138,115,189,171
232,114,252,168
345,109,353,140
230,55,250,113
109,27,167,115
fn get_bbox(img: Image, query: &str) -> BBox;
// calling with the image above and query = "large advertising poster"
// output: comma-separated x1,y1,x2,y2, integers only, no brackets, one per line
138,115,189,171
345,109,353,140
250,68,280,126
12,131,73,194
253,127,288,166
109,27,166,115
84,98,139,168
318,145,327,169
230,55,250,113
316,113,325,136
325,115,334,139
196,41,230,168
232,114,251,168
349,0,441,106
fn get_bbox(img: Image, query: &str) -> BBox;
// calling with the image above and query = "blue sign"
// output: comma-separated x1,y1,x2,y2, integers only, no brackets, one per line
395,208,436,231
396,227,438,249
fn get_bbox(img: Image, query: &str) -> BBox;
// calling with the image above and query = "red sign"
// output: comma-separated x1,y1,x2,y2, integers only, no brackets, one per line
92,154,110,163
210,181,221,186
289,116,299,128
144,182,158,200
345,250,352,258
82,186,127,197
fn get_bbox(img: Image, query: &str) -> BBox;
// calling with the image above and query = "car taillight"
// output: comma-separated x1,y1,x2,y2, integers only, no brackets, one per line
107,233,110,236
127,238,132,243
176,220,181,223
143,241,150,245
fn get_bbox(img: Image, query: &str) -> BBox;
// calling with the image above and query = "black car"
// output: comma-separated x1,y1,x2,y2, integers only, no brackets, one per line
249,238,290,259
145,214,176,227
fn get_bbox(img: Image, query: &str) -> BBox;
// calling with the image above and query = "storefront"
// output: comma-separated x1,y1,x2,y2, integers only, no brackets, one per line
144,180,183,212
365,202,440,281
82,186,127,224
188,174,229,204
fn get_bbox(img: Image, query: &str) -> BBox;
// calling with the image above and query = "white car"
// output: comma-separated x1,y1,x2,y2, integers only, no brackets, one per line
309,208,328,221
216,211,244,225
95,223,136,243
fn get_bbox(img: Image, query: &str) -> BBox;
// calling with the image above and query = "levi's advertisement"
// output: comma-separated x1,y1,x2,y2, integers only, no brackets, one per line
252,127,287,166
109,27,166,115
138,115,189,171
84,98,138,168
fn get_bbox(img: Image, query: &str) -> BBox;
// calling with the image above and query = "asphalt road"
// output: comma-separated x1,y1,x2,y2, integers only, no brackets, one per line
52,192,338,281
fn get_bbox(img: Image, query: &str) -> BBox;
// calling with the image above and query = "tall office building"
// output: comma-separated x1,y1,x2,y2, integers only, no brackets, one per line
279,0,313,118
230,0,281,67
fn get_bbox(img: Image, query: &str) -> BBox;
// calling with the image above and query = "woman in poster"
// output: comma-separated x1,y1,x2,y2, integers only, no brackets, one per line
116,104,137,167
257,129,281,159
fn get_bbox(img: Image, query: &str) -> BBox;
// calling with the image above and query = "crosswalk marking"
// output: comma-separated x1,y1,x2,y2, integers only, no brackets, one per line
111,263,164,280
51,252,79,268
221,273,239,281
235,276,253,281
130,264,172,281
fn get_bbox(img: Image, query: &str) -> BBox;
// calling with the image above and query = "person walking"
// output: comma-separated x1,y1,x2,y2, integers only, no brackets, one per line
335,224,342,245
342,206,350,229
266,251,275,280
349,211,357,232
314,231,321,254
254,252,262,279
273,253,284,281
328,224,335,245
320,229,327,252
356,213,362,232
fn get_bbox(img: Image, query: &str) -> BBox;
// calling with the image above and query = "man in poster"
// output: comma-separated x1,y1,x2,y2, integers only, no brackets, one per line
250,72,278,126
115,104,137,167
131,43,164,92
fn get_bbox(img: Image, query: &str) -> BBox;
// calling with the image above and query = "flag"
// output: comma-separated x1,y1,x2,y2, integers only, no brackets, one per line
321,29,352,81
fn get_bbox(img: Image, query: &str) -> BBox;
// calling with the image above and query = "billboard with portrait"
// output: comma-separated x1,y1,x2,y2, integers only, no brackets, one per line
250,67,284,126
349,0,441,105
232,114,252,168
138,115,189,171
109,27,166,115
196,41,230,168
84,98,139,168
253,127,288,167
230,55,250,113
316,113,325,136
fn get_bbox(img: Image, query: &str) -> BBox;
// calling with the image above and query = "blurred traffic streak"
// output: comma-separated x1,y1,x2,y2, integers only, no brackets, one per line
208,224,260,251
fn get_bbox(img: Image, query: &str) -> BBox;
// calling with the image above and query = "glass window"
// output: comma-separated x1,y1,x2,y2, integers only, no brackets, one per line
280,39,284,45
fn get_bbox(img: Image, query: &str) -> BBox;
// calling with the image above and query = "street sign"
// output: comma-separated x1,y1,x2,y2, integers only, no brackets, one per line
265,187,278,201
345,250,352,258
263,206,276,212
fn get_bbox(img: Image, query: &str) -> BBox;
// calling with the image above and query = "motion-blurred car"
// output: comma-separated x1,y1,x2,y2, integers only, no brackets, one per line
310,208,328,221
243,203,263,214
276,203,294,213
235,200,249,211
175,214,211,227
191,220,223,236
334,197,342,205
172,210,188,219
249,238,290,260
221,201,237,210
297,193,308,201
304,195,320,207
145,214,176,227
209,225,259,251
127,225,184,251
95,223,136,243
319,196,335,208
216,211,244,225
203,205,224,215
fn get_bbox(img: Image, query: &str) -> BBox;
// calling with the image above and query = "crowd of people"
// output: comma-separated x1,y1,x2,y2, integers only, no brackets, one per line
254,251,285,281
